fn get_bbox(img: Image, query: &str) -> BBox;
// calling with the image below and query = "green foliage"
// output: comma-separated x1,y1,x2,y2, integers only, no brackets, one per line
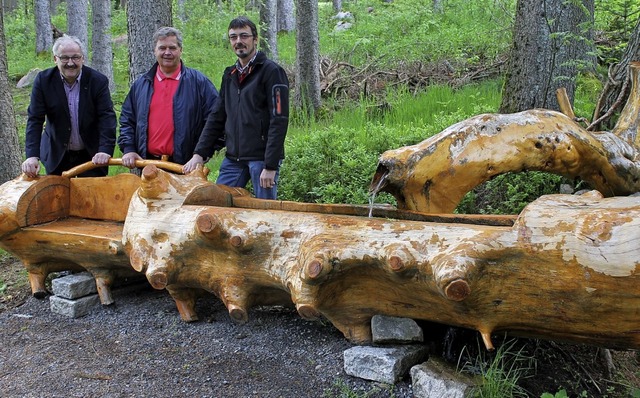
594,0,640,64
315,0,515,68
456,172,571,215
280,80,502,205
573,72,603,119
541,389,569,398
462,339,534,398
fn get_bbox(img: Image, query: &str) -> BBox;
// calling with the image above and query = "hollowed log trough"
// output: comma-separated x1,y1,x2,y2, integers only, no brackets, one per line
121,166,640,350
1,162,640,349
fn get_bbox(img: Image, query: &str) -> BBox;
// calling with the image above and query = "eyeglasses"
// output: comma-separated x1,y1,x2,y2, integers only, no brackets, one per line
57,55,83,62
228,33,253,41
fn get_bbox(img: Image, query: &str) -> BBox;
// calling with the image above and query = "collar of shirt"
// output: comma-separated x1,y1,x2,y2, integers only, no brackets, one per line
60,69,82,88
235,52,258,74
156,64,182,82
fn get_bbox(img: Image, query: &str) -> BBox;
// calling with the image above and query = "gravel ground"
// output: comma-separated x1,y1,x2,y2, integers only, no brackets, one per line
0,282,414,398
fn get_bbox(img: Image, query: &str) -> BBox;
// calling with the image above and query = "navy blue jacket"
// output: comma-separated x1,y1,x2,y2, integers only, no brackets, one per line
194,52,289,170
25,66,116,175
118,62,219,164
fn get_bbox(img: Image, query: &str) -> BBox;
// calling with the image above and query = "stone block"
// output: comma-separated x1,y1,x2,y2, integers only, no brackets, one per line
52,272,97,299
50,294,100,318
344,345,429,384
411,357,477,398
371,315,424,344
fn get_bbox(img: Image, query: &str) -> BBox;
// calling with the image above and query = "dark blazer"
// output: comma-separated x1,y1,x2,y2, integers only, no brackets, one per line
25,65,116,175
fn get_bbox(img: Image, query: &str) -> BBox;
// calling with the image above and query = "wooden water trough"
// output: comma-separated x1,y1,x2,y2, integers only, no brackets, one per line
1,160,639,351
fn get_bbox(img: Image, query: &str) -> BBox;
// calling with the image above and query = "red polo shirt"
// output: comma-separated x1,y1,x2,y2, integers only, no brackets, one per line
147,65,181,157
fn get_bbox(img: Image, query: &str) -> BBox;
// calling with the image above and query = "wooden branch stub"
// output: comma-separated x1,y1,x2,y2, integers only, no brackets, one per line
443,278,471,302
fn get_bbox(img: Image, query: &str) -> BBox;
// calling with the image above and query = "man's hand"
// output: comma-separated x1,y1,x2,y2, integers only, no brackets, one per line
182,154,204,174
260,169,277,189
21,157,41,178
122,152,143,168
92,152,111,166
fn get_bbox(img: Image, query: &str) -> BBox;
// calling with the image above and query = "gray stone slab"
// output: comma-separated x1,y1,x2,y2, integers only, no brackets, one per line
52,272,97,299
50,294,100,318
344,345,429,384
371,315,424,344
411,357,477,398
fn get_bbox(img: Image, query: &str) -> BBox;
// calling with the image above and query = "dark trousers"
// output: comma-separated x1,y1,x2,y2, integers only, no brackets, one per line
50,150,108,177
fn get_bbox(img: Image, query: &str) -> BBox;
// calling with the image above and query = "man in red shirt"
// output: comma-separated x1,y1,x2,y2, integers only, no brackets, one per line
118,27,219,168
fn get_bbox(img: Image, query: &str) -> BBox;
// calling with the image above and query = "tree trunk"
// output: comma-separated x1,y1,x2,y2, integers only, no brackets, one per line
91,0,115,93
500,0,596,113
2,0,18,13
50,0,61,14
590,19,640,130
433,0,443,13
0,6,21,183
332,0,341,13
374,62,640,214
277,0,295,33
260,0,278,61
126,0,171,85
35,0,52,55
176,0,186,22
66,0,88,52
295,0,321,113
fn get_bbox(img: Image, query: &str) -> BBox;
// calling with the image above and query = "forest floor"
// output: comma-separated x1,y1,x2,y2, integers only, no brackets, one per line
1,254,639,398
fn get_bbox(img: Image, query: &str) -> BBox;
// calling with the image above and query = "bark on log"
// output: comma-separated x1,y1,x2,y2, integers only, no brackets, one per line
372,62,640,214
122,166,640,349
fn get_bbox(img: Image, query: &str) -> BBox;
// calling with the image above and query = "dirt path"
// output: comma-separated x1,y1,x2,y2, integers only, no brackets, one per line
0,258,412,398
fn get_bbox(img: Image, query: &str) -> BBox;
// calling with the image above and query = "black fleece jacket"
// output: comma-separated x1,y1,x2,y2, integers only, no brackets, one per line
194,51,289,170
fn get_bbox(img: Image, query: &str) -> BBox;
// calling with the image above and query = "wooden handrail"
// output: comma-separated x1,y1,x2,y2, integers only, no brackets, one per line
61,158,186,178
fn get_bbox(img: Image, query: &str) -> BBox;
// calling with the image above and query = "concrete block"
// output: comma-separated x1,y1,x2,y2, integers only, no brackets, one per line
52,272,97,299
50,294,100,318
371,315,424,344
411,357,477,398
344,345,429,384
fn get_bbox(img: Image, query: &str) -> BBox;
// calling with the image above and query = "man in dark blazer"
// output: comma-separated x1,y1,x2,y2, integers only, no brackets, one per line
22,35,116,178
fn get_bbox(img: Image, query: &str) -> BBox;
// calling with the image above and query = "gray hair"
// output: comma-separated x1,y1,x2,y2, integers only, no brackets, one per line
52,35,87,57
152,27,183,49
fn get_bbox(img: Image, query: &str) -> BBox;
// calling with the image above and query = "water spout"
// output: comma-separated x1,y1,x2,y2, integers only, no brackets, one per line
368,170,388,217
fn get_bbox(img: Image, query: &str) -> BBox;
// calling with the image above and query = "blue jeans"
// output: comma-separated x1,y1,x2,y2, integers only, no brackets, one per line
216,158,281,200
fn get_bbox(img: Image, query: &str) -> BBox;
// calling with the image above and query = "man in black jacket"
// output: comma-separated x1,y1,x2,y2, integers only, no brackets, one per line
183,16,289,200
22,35,116,177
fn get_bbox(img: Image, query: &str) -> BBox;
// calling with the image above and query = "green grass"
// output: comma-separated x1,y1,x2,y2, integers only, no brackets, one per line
460,339,534,398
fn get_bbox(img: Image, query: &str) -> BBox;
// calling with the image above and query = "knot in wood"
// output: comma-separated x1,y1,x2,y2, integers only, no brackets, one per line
129,249,146,272
307,260,324,279
388,255,405,271
142,165,159,179
297,304,321,320
229,306,248,324
196,213,216,233
149,272,168,290
230,235,243,247
444,278,470,301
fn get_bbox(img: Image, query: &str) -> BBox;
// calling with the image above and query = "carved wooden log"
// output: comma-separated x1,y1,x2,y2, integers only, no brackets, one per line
0,170,142,304
372,62,640,214
124,166,640,350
